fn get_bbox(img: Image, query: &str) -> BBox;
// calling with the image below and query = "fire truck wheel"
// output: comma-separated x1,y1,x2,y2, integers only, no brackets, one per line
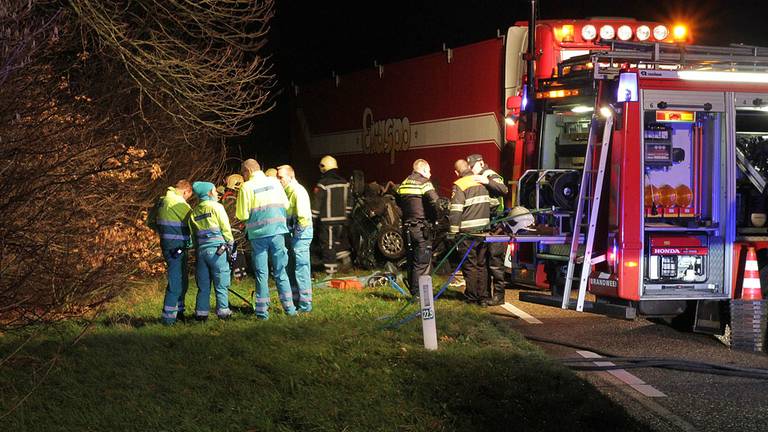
545,262,569,296
377,226,406,260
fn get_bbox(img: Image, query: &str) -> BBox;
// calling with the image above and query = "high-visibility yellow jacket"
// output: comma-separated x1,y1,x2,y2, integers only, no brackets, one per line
154,187,192,250
284,179,313,229
189,199,234,250
479,168,508,216
396,171,440,222
449,173,491,233
236,171,289,239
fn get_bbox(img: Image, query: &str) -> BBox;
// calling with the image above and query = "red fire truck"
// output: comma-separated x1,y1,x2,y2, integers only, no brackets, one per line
291,17,768,329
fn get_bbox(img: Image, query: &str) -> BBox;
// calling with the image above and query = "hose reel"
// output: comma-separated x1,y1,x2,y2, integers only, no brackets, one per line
518,169,580,211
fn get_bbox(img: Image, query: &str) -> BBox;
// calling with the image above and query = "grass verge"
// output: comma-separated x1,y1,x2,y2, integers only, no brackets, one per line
0,275,646,432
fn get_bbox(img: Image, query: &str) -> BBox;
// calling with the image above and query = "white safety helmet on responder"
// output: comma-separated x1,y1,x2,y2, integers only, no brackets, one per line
319,155,338,173
508,206,536,233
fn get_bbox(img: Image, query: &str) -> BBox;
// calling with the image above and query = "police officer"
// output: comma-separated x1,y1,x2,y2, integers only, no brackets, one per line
311,155,352,275
188,181,234,321
147,180,193,325
277,164,314,312
236,159,297,320
448,159,491,305
396,159,440,295
467,154,509,306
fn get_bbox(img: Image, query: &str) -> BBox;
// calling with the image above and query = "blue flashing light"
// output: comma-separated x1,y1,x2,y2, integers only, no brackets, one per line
521,85,529,111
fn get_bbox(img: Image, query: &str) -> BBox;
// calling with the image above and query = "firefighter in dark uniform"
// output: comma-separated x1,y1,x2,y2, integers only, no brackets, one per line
311,155,353,275
396,159,440,295
448,159,491,304
467,154,509,306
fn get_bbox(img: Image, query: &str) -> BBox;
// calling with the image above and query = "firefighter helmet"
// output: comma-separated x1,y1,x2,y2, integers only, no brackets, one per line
508,206,536,233
225,174,244,190
319,155,338,173
265,168,277,177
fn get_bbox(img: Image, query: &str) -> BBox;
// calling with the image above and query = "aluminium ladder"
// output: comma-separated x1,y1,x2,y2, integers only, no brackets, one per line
561,114,614,311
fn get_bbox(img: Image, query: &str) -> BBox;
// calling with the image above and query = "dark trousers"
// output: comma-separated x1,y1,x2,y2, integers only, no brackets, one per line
460,238,488,301
317,223,350,273
405,221,432,295
487,241,507,301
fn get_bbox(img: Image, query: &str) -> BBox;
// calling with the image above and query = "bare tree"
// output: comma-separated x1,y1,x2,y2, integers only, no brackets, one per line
0,0,274,330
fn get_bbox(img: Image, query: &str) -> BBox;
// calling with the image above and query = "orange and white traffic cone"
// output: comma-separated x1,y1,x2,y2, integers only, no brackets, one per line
741,246,763,300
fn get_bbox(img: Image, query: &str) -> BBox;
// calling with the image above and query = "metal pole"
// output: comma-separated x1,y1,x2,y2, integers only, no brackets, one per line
526,0,536,119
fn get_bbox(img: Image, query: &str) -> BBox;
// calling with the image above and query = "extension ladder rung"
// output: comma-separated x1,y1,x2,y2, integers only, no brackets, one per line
561,114,614,313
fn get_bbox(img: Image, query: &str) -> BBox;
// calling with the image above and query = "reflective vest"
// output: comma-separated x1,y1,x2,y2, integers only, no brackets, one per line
480,168,508,215
448,174,491,233
236,171,289,239
284,179,313,229
156,187,192,249
189,200,234,250
396,172,440,222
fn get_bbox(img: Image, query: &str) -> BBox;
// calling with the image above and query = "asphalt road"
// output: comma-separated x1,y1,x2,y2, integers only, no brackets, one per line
492,289,768,432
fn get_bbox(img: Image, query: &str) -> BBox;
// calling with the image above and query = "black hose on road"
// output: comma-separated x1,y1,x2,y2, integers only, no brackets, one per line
525,334,768,380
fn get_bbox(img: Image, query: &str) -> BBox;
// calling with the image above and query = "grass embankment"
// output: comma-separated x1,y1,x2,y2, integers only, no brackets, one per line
0,275,645,432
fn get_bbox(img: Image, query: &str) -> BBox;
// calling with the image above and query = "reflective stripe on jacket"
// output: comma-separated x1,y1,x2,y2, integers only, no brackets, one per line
448,173,490,233
311,169,351,224
480,168,508,215
157,187,192,249
189,200,234,250
396,172,439,222
236,171,289,239
284,179,313,229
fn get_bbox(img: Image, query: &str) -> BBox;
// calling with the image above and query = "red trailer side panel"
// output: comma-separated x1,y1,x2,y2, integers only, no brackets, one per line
294,39,504,195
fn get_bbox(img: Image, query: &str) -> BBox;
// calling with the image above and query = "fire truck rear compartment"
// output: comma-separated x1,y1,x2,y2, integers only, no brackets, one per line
640,92,730,300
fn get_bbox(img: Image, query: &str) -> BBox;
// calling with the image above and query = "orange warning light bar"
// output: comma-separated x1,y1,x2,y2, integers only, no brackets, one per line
656,110,694,122
536,89,580,99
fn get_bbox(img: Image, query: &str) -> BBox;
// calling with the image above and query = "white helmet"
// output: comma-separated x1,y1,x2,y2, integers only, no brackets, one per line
508,206,536,233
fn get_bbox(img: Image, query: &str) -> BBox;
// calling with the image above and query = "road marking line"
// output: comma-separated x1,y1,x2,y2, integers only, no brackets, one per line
501,302,543,324
577,351,667,398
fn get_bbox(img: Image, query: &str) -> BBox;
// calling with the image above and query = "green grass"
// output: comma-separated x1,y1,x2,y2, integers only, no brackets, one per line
0,275,646,432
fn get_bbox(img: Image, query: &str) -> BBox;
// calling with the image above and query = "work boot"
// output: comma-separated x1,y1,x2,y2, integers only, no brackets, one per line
484,291,506,306
194,315,208,322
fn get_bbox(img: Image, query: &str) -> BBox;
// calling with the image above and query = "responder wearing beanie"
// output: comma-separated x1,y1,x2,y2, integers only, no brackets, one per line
189,181,234,320
312,155,352,275
236,159,297,319
468,153,509,306
149,180,193,325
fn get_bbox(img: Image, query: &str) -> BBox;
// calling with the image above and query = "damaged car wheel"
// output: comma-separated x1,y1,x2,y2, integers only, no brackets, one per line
377,226,406,260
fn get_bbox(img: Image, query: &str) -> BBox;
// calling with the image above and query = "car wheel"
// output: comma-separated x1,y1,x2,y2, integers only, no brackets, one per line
377,226,406,260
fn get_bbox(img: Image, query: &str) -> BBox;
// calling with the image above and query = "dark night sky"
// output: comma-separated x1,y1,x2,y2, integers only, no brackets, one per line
243,0,768,167
272,0,768,84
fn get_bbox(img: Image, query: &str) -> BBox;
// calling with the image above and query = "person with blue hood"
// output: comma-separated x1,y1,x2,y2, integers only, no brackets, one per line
188,181,234,321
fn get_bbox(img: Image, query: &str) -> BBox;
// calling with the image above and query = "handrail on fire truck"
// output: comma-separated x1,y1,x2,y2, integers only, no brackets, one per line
559,40,768,75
